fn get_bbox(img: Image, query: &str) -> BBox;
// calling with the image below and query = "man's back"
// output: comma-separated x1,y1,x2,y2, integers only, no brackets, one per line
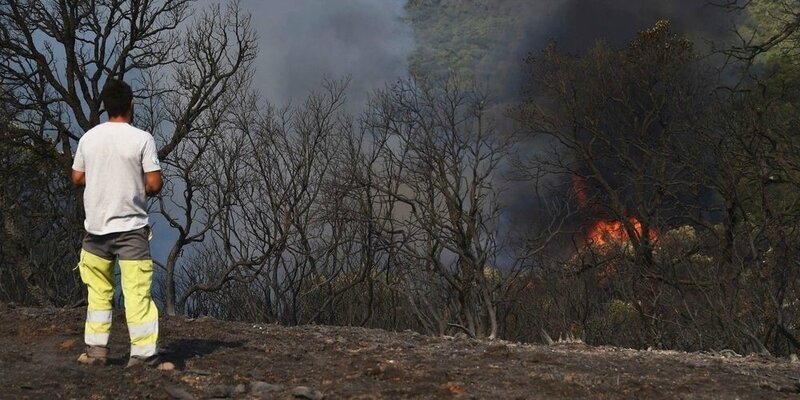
72,78,168,368
73,121,160,235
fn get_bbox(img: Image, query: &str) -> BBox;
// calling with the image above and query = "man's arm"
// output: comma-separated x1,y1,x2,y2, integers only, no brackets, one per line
71,169,86,188
145,171,163,196
142,135,162,196
72,139,85,188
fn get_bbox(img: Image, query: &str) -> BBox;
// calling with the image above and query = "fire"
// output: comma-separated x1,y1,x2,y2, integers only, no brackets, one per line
587,216,656,246
570,173,658,247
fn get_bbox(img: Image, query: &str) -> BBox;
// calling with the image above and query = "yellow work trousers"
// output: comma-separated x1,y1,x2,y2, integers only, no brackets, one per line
78,249,159,358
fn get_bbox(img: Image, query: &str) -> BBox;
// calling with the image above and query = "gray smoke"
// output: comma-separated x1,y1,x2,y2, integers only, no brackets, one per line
242,0,413,108
503,0,737,234
241,1,732,106
237,0,737,241
540,0,733,51
405,0,734,105
517,0,734,99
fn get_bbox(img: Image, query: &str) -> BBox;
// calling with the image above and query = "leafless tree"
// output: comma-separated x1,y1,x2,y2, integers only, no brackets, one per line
363,76,512,339
175,80,360,323
0,0,256,305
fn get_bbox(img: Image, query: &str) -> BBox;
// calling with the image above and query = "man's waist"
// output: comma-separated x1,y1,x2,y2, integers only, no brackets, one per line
84,217,150,236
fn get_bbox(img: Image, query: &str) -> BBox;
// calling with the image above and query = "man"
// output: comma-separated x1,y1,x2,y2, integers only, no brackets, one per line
71,79,172,369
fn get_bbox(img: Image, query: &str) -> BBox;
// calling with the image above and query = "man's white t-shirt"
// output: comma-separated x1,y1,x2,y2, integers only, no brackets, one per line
72,122,161,235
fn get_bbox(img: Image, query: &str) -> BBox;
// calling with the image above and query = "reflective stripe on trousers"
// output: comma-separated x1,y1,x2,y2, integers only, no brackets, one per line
78,250,159,357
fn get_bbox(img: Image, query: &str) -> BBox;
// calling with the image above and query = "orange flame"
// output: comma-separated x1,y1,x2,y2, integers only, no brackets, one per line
570,174,658,247
587,216,656,246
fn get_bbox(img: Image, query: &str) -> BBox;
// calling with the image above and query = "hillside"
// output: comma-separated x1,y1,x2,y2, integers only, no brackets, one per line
405,0,536,98
0,304,798,399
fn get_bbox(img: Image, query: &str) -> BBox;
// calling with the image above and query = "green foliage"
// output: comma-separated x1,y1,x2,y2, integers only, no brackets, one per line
740,1,800,98
0,125,83,305
742,1,800,61
405,0,533,94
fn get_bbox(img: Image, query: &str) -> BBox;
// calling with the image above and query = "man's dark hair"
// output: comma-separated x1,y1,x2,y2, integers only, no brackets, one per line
101,79,133,118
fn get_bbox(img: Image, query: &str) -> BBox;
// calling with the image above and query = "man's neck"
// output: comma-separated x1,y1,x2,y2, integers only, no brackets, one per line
108,116,130,123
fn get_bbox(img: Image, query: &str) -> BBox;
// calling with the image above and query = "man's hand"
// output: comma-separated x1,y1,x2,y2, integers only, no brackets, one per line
145,171,163,196
71,169,86,188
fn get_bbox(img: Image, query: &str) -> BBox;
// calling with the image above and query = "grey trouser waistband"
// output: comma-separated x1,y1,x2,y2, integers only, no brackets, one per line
82,226,151,260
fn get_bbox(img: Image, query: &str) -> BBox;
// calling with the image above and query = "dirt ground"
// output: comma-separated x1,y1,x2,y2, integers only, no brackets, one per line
0,304,798,399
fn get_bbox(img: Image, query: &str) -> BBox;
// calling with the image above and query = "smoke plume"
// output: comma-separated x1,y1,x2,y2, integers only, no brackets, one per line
542,0,733,51
242,0,414,108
